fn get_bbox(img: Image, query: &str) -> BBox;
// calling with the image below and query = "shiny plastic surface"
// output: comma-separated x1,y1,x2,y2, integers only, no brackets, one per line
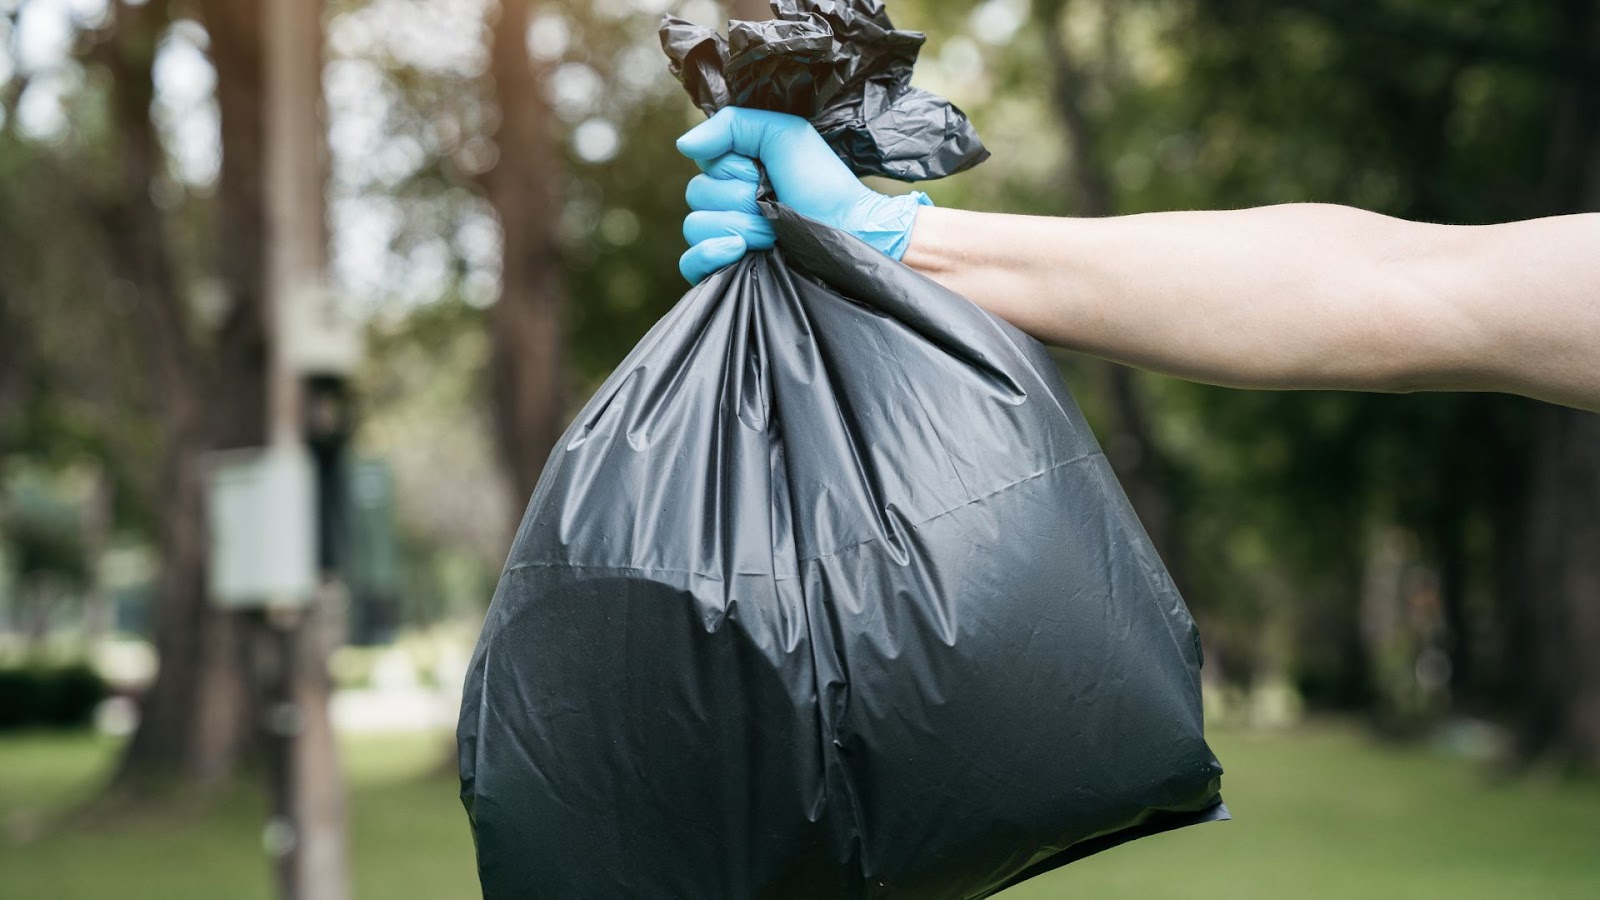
459,3,1224,897
459,209,1227,897
661,1,989,182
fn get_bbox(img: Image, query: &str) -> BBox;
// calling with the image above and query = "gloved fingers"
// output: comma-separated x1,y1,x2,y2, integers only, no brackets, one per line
686,173,761,216
695,152,761,183
677,107,796,161
679,235,748,285
683,209,775,250
678,108,829,172
679,107,864,223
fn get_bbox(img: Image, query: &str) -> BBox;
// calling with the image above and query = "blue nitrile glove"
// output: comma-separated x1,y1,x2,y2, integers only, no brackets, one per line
675,107,932,284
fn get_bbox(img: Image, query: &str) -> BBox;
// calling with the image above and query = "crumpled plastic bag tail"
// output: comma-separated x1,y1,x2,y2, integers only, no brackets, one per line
662,0,990,181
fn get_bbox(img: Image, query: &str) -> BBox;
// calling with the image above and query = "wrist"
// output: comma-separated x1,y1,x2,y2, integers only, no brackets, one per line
899,207,1071,345
900,204,958,278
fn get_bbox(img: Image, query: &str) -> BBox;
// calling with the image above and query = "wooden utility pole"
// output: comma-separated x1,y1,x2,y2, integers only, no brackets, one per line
263,0,349,897
729,0,771,20
266,0,324,449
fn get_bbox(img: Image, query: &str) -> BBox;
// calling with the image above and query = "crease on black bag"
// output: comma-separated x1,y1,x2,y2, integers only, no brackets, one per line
460,3,1225,898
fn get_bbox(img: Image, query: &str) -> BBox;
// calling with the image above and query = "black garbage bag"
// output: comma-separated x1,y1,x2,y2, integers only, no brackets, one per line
458,3,1225,897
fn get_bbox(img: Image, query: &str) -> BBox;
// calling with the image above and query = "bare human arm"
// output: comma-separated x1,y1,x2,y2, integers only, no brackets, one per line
904,204,1600,411
677,109,1600,411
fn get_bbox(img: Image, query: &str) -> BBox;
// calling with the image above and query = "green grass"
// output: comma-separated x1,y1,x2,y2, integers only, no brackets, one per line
1,724,1597,899
1012,725,1600,899
0,731,475,900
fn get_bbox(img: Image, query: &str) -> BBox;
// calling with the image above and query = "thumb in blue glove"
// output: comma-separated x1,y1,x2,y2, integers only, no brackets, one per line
675,107,931,284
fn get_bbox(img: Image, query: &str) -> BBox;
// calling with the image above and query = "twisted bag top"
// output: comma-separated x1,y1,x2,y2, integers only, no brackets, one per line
458,3,1226,897
661,0,989,181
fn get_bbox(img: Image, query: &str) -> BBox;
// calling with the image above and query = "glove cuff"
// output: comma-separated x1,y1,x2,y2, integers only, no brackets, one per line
855,191,934,261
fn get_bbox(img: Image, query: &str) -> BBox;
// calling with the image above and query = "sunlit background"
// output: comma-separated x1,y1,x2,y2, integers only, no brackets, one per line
2,0,1599,898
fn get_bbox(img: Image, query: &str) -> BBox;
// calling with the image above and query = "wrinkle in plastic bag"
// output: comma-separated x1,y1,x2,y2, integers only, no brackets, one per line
662,0,988,181
461,2,1224,898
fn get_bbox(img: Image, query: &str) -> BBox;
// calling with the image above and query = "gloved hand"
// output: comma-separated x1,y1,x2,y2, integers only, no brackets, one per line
675,107,932,284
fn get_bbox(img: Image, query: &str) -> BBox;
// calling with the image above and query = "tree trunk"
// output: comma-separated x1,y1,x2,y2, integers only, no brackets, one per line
485,0,568,521
728,0,771,21
1510,0,1600,767
0,285,23,467
1036,0,1115,219
1034,0,1181,573
1433,490,1473,703
95,0,254,793
81,468,114,646
201,0,272,453
1517,407,1600,764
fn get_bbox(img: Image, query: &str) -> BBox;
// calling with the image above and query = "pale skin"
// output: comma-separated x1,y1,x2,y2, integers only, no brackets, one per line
901,203,1600,412
674,108,1599,411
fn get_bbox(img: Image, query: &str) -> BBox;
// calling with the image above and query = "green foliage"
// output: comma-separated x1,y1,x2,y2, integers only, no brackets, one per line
1118,0,1562,714
0,18,169,541
1,470,91,587
904,0,1574,717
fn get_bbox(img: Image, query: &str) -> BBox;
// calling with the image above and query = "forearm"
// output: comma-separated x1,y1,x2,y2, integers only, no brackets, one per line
903,204,1600,409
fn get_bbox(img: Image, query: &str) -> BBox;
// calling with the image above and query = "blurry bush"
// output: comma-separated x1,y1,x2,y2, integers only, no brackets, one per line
0,663,108,731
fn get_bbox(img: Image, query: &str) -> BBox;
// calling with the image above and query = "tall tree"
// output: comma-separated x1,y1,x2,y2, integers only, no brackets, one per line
1032,0,1182,581
200,0,272,453
0,284,24,449
90,0,255,791
100,0,292,792
1511,0,1600,766
729,0,771,21
484,0,568,518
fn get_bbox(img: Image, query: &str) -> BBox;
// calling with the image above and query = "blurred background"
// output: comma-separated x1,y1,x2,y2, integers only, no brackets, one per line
1,0,1598,897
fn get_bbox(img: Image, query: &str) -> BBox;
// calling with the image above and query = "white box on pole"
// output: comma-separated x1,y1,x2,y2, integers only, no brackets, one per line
206,446,317,609
285,284,363,377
